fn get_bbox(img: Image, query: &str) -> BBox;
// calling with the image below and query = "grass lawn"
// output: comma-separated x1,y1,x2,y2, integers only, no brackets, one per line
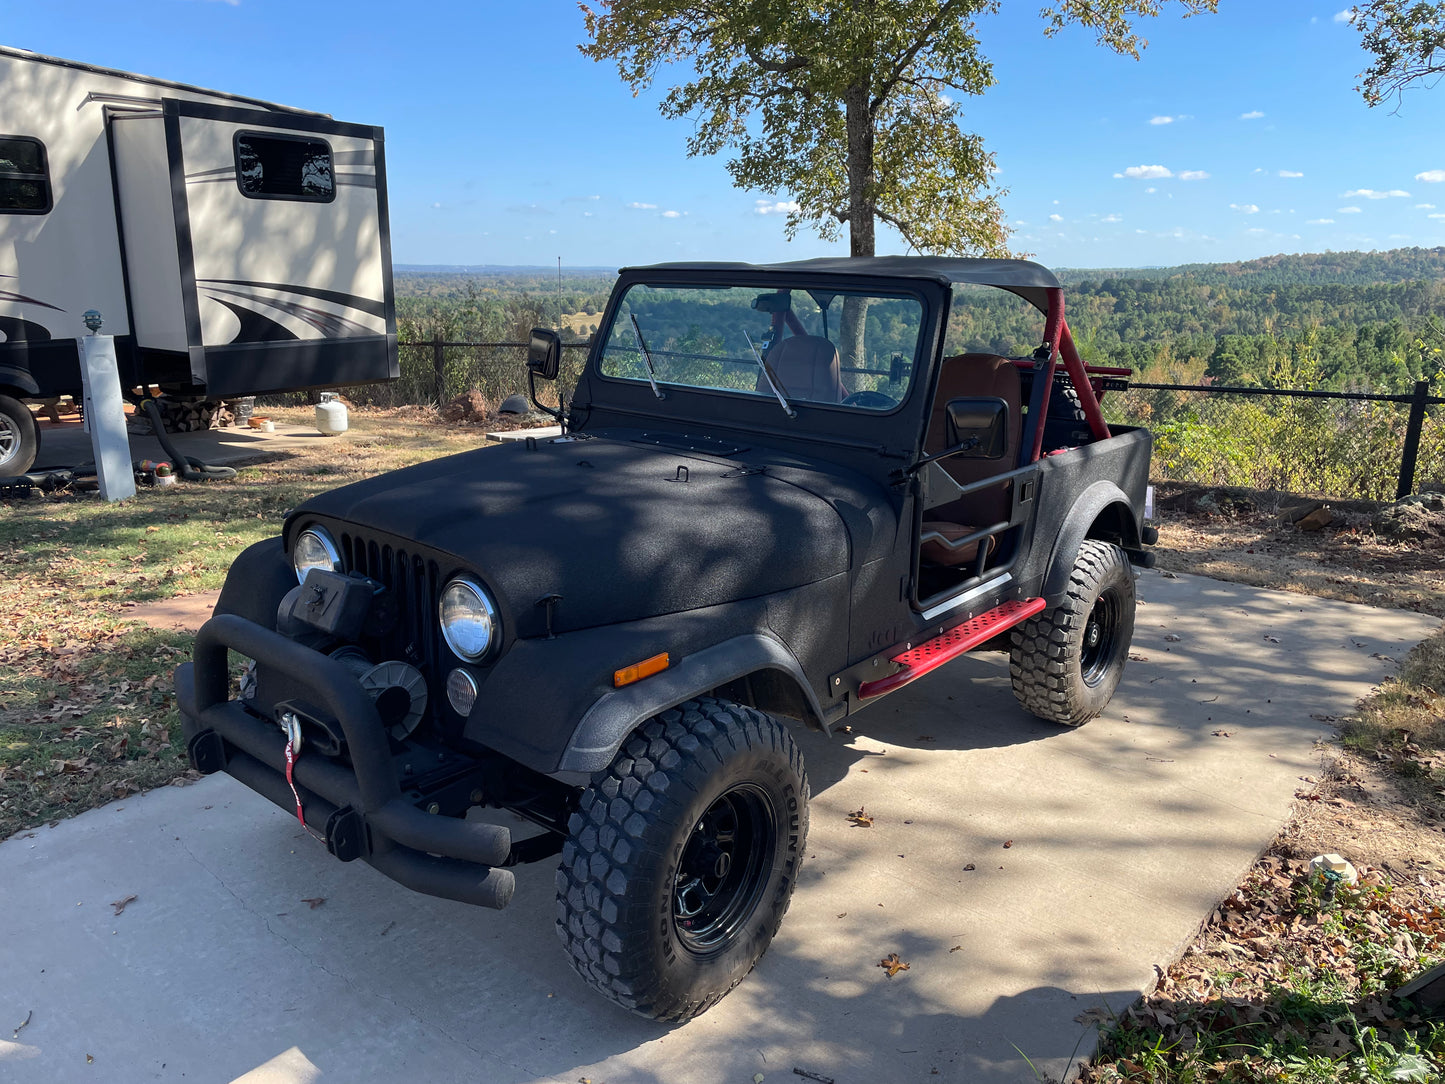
0,406,485,840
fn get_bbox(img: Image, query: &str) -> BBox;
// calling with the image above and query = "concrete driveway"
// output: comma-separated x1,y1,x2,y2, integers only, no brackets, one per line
0,572,1435,1084
34,415,330,472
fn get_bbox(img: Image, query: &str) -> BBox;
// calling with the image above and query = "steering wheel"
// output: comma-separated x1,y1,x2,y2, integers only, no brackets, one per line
840,390,897,410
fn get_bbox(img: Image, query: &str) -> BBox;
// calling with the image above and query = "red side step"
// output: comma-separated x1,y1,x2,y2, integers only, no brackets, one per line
856,597,1047,700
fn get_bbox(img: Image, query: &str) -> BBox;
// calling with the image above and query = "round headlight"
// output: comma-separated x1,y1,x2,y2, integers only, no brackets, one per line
439,577,498,661
293,527,342,584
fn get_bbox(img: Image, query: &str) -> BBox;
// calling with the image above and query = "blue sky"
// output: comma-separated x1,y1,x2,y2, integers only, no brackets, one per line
6,0,1444,269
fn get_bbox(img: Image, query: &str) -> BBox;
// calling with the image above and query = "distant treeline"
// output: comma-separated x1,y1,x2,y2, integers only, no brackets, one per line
395,247,1445,395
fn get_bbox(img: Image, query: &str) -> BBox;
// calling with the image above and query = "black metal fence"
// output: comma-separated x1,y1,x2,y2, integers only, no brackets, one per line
307,341,1444,502
1102,380,1444,501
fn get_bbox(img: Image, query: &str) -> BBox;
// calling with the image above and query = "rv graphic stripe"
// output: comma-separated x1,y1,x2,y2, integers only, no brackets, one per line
200,285,374,340
209,298,299,343
195,278,385,318
0,288,65,312
0,316,53,342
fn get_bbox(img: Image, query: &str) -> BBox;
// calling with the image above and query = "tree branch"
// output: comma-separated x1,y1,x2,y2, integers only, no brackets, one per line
871,0,973,111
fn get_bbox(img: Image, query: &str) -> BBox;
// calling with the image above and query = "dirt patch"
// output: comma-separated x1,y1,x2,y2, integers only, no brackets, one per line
127,591,221,633
1153,482,1445,617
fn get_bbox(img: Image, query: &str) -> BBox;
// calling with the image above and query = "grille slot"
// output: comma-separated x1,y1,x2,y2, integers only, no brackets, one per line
340,530,440,676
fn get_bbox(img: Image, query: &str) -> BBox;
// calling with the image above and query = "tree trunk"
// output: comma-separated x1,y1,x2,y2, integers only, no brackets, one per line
840,82,874,370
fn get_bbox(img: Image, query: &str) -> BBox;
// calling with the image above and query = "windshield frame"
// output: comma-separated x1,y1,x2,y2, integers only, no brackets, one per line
588,274,935,420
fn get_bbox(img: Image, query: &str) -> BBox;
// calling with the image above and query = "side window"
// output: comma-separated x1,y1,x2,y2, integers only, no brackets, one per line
234,132,334,202
0,136,52,214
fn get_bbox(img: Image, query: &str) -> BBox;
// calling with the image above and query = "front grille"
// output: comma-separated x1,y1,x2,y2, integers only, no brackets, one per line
339,530,442,682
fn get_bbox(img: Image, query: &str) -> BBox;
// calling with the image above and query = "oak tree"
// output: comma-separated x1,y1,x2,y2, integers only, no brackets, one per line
1348,1,1445,107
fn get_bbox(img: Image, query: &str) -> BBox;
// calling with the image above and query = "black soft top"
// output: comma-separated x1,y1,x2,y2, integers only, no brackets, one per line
622,256,1061,312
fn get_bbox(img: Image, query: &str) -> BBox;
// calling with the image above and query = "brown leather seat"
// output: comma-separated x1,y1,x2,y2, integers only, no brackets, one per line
758,334,847,403
920,354,1022,567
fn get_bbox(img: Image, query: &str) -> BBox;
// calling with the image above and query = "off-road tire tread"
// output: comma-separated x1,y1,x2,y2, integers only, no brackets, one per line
1009,539,1134,726
555,697,808,1022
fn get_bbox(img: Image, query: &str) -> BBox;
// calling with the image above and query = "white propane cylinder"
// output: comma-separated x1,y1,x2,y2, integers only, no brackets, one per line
315,392,349,436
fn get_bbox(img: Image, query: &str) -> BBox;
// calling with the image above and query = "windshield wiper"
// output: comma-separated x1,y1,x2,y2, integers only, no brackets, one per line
629,314,665,400
743,330,796,419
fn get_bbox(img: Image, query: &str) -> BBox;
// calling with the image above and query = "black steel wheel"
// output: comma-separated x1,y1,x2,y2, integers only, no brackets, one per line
556,698,808,1022
0,394,39,478
1009,539,1136,725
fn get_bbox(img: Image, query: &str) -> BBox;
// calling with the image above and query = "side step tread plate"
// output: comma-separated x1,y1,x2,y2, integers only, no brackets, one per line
857,597,1047,700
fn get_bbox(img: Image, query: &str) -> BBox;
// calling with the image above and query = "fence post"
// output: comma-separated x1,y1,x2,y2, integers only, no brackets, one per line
1397,379,1431,501
432,336,446,404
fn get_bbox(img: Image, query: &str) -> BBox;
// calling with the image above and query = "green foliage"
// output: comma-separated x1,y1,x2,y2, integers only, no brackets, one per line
1350,1,1445,107
579,0,1213,256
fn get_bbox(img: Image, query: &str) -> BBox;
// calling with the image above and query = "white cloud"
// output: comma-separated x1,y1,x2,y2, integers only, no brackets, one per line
1343,188,1410,199
1333,8,1354,21
1417,203,1437,209
1338,206,1363,213
1431,213,1445,220
1246,227,1268,234
939,93,954,106
1118,164,1173,179
583,211,593,217
660,210,682,218
1049,213,1064,222
1307,218,1335,224
1416,170,1445,183
1230,203,1260,214
1101,213,1123,223
432,202,442,209
1178,170,1210,181
1149,115,1174,125
1279,170,1304,178
754,200,799,215
1240,110,1265,120
1145,186,1157,194
627,202,657,210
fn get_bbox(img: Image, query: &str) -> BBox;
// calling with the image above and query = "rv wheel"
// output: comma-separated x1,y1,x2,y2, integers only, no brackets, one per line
0,395,39,477
1009,539,1136,725
556,698,808,1022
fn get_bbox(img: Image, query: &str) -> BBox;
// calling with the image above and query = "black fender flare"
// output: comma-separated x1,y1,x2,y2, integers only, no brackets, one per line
0,366,41,398
1041,480,1141,605
555,632,825,776
214,537,295,631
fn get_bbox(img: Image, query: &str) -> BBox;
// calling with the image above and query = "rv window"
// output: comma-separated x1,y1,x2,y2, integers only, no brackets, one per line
234,133,334,202
0,136,51,214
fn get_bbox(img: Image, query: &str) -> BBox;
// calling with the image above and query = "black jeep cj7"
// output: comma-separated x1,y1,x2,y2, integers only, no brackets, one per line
176,256,1156,1021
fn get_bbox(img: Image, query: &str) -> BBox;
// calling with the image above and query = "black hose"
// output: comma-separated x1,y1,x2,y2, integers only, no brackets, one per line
139,399,237,480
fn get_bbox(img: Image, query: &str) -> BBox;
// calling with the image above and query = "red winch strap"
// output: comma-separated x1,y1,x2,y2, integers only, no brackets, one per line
283,737,325,843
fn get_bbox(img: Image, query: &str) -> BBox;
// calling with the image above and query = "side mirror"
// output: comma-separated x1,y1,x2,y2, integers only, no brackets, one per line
527,328,562,381
944,397,1008,459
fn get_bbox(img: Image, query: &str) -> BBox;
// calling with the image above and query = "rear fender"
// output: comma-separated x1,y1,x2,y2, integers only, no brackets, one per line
1042,481,1141,604
0,366,41,398
555,632,825,777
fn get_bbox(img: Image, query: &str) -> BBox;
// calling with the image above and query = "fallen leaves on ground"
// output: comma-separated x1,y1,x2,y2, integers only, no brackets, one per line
109,894,136,916
301,897,326,910
847,807,873,828
12,1010,31,1039
878,952,910,978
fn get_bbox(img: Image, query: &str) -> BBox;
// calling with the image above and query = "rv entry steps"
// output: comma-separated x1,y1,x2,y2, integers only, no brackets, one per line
857,597,1047,700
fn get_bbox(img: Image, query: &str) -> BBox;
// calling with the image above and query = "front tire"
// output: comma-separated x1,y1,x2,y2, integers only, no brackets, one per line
556,698,809,1021
0,395,39,477
1009,539,1136,725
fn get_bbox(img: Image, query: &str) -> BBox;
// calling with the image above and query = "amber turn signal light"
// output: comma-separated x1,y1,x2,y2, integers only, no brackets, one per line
614,652,670,688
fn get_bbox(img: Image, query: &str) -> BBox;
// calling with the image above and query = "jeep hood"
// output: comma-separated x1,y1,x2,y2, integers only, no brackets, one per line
292,436,851,636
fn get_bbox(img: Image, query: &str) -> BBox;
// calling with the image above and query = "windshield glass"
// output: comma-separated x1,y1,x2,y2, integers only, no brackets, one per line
598,283,924,411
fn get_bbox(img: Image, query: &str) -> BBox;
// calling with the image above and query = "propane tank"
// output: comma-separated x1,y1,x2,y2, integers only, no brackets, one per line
315,391,349,436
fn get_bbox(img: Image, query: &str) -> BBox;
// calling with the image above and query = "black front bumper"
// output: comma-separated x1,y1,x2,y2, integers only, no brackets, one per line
175,614,515,909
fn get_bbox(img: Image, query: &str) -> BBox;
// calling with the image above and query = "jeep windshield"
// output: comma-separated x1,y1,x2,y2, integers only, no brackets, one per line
597,283,925,412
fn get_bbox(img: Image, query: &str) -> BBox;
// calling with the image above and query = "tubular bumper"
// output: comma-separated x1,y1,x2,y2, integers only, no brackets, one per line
174,614,514,910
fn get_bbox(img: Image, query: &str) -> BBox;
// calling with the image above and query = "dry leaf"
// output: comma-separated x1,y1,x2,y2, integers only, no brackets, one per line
847,808,873,828
110,894,137,916
1002,840,1013,849
879,952,910,978
962,863,976,871
12,1009,31,1040
301,897,326,910
1213,730,1232,738
949,945,962,953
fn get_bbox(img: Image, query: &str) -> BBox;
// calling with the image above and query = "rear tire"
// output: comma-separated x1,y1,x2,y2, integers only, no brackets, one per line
1009,540,1135,725
556,698,808,1021
0,394,39,477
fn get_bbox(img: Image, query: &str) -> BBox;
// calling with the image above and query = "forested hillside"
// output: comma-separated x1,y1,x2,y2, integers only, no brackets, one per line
396,247,1445,394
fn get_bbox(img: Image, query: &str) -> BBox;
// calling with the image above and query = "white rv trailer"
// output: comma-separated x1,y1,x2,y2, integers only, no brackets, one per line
0,46,397,475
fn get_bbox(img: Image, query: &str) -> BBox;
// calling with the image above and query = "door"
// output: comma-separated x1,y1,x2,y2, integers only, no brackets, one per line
163,99,396,397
